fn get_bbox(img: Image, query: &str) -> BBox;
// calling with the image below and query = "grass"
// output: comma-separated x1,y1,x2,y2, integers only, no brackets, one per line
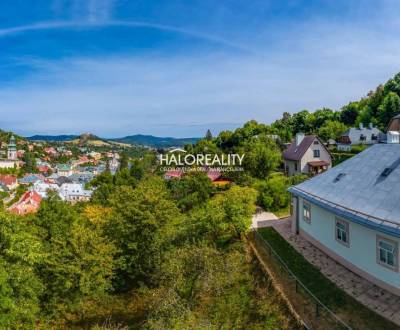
274,205,290,218
257,227,399,330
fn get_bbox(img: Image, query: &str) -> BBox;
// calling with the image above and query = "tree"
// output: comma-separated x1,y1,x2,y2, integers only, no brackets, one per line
205,129,213,141
23,152,37,173
106,176,182,290
242,135,281,179
378,92,400,129
168,171,213,211
119,152,129,170
188,186,256,245
33,193,115,315
340,102,359,125
0,212,43,328
317,120,347,141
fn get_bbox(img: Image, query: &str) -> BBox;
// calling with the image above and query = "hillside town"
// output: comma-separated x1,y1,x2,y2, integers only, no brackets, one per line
0,134,124,215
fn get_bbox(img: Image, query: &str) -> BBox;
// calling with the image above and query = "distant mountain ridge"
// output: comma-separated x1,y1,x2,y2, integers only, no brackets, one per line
27,133,199,147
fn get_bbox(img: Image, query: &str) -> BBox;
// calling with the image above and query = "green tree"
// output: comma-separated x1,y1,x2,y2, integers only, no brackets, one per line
205,129,213,141
241,135,281,179
378,92,400,129
33,193,115,315
106,176,182,289
168,171,213,211
317,120,347,141
0,212,43,329
340,102,359,125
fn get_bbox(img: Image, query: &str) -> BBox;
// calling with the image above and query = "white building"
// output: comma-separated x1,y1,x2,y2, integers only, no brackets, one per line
58,183,92,203
33,181,60,198
289,141,400,295
0,135,19,169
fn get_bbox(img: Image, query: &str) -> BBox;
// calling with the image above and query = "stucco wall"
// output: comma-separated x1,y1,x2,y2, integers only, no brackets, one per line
300,140,331,174
285,160,299,176
298,197,400,291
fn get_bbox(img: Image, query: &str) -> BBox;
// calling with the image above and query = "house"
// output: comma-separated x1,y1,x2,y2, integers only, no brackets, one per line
289,135,400,295
33,181,60,198
9,190,42,215
56,164,73,177
338,123,383,151
19,174,45,185
387,114,400,131
283,133,332,176
0,175,18,190
58,183,92,203
164,169,183,179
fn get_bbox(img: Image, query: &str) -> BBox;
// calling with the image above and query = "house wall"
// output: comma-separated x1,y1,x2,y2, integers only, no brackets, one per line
285,160,299,176
296,196,400,294
299,140,331,174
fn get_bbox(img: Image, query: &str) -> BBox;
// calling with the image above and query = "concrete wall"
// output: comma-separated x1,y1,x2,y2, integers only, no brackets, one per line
297,196,400,293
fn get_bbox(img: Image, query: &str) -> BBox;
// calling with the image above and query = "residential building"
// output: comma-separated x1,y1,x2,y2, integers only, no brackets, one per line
9,190,42,215
56,164,73,177
0,175,18,190
58,183,92,203
19,174,45,185
338,123,383,151
33,181,60,198
289,138,400,295
283,133,332,176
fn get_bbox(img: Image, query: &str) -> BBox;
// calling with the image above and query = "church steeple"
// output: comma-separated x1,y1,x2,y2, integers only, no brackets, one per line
7,135,17,160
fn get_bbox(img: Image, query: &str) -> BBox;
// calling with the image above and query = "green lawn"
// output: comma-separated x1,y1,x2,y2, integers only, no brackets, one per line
257,227,399,330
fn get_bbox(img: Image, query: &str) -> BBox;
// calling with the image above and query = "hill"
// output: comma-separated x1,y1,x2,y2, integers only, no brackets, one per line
27,135,77,142
111,134,199,147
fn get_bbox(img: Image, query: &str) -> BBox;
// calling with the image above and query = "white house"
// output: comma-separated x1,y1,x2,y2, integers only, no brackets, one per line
289,138,400,295
337,123,383,151
33,181,60,198
283,133,332,176
58,183,92,203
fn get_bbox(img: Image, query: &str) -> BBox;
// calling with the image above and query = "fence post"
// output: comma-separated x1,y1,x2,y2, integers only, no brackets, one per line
295,279,298,293
315,302,319,317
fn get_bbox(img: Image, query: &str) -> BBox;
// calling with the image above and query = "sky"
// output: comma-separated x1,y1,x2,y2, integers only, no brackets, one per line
1,1,400,137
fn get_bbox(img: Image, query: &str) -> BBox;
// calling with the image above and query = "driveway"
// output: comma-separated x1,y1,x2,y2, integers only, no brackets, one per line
251,210,279,229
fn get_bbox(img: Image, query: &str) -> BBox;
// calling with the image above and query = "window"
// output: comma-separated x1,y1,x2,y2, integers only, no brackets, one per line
377,236,398,271
303,202,311,223
371,134,378,141
313,140,319,145
359,134,366,141
294,162,298,171
335,219,349,247
313,149,320,158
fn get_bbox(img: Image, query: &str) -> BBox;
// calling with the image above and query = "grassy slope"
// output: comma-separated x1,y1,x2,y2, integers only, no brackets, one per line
258,227,399,330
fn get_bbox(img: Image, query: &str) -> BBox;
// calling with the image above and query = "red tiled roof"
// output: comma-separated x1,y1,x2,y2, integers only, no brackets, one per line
165,170,183,178
308,160,330,167
0,175,17,186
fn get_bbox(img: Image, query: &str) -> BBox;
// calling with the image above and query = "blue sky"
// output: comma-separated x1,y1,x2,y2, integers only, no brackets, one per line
1,0,400,137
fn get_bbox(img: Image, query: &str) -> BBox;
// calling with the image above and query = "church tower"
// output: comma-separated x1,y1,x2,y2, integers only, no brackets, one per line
7,135,17,160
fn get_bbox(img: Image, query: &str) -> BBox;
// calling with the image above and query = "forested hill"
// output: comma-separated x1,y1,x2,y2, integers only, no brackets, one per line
271,72,400,142
27,133,199,147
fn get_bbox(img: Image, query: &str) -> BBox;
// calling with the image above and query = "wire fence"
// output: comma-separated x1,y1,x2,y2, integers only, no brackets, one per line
250,229,352,330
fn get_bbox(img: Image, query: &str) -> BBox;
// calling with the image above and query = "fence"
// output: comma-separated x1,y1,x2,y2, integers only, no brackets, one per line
249,229,352,330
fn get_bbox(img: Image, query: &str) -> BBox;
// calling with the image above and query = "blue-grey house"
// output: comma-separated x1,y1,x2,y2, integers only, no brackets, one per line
289,141,400,294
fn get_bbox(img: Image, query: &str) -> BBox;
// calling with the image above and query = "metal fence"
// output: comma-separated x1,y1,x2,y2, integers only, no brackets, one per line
250,229,352,330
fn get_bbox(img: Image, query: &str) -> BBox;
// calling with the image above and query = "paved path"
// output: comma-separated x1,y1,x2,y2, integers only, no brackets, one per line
272,219,400,326
251,211,279,229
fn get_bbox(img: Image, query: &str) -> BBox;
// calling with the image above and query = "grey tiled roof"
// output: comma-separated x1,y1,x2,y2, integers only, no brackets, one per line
292,144,400,225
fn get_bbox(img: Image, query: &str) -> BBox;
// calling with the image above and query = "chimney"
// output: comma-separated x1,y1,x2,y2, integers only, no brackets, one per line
368,123,373,129
359,123,364,129
295,132,305,146
387,131,400,144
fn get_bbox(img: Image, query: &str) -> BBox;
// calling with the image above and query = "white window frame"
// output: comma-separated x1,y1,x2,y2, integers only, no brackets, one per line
335,218,350,247
376,235,398,272
313,149,320,158
303,201,311,223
